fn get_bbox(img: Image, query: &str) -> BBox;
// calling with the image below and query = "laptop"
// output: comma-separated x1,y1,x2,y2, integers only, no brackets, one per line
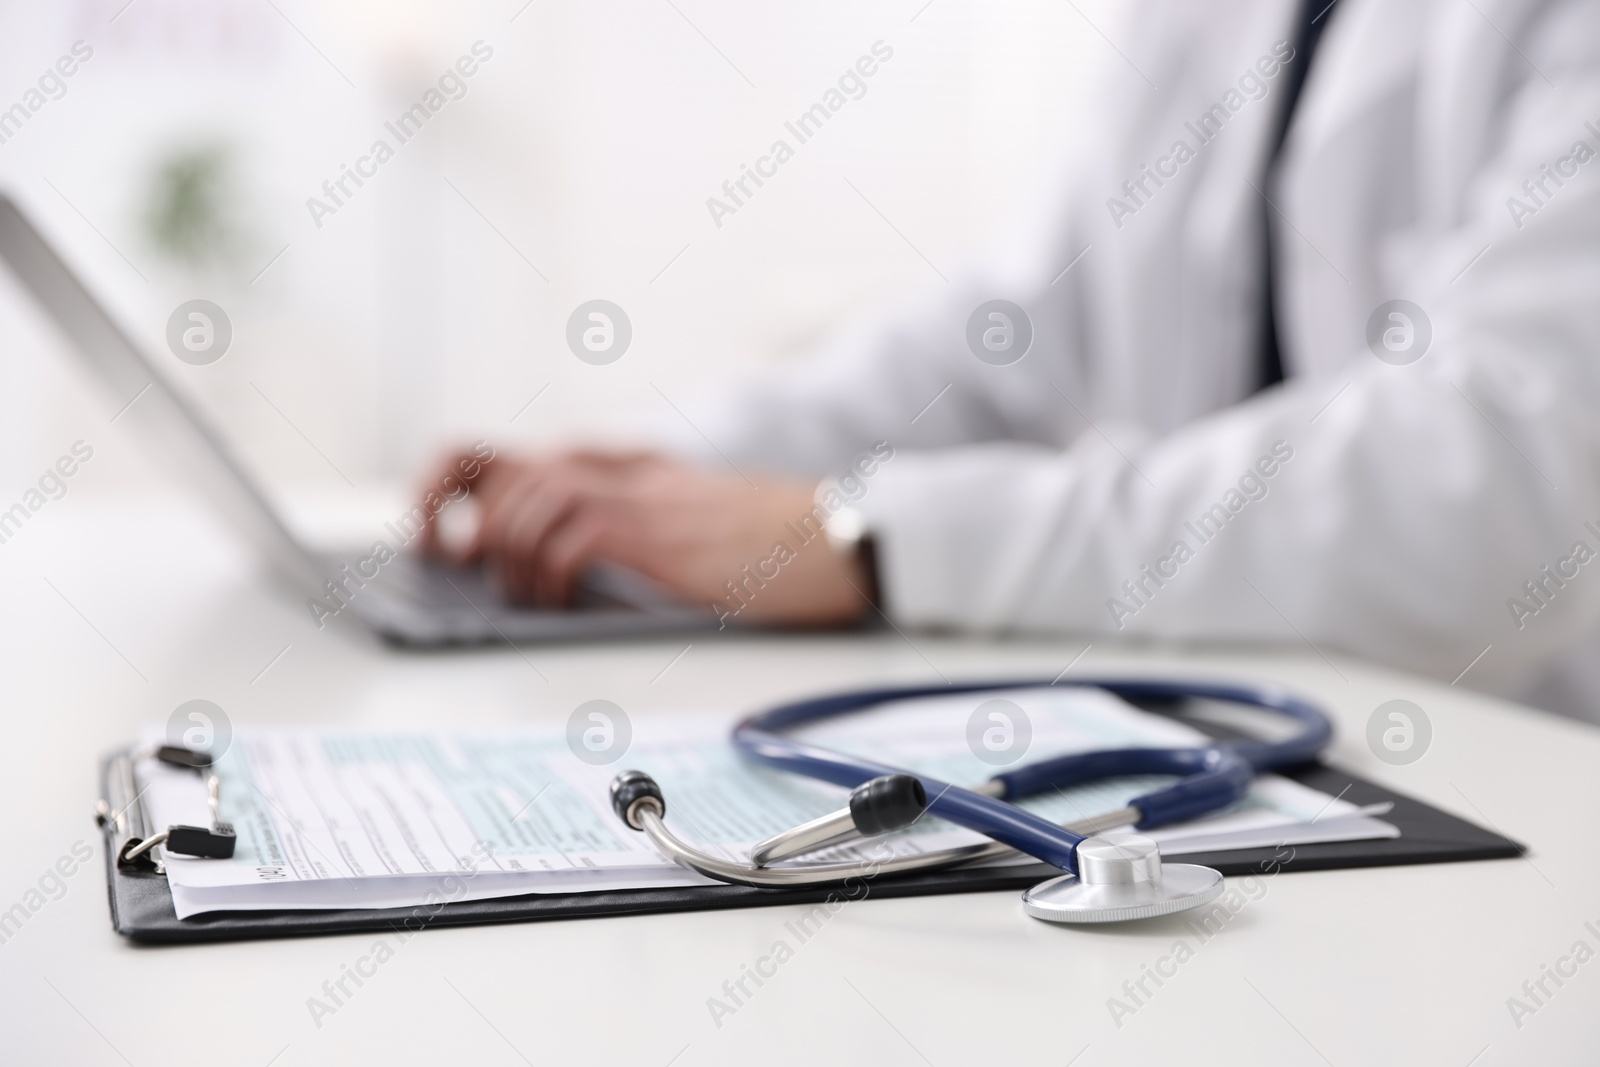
0,193,721,645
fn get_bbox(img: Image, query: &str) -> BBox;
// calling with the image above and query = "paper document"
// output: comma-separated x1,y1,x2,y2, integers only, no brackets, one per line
135,687,1396,918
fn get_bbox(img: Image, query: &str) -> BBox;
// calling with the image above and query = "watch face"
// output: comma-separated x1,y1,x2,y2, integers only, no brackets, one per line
823,506,868,549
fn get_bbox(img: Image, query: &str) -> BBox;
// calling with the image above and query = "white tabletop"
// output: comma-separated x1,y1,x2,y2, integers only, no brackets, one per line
2,497,1597,1066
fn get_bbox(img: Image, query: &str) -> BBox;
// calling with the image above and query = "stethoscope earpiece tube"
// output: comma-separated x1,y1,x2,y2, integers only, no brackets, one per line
1130,751,1253,827
993,747,1255,829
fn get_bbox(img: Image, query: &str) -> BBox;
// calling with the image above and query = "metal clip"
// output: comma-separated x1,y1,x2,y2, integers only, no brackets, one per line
107,746,235,871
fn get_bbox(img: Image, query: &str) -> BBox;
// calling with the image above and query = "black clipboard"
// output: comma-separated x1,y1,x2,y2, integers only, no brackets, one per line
98,747,1523,944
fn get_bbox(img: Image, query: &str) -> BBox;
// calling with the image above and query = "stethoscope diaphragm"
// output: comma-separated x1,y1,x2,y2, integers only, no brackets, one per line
1020,834,1226,923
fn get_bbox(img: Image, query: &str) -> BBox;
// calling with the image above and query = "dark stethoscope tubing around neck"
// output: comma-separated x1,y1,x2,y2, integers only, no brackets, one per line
730,677,1334,875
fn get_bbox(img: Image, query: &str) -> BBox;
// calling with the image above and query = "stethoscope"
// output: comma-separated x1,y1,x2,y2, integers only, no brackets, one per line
609,678,1333,923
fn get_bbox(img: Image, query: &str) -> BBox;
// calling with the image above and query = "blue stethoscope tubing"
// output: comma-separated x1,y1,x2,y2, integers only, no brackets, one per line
732,678,1333,875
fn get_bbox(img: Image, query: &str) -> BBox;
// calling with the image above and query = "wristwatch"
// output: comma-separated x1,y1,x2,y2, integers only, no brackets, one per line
822,505,867,556
815,498,881,610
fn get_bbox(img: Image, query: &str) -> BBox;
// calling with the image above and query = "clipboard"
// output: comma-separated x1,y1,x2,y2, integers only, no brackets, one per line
97,746,1524,944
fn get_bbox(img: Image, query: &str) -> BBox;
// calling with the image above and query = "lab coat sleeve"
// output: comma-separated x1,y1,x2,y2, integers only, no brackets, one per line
857,14,1600,695
647,169,1097,478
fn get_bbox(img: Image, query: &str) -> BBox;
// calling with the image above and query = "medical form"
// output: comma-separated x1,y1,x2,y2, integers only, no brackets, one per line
137,687,1396,917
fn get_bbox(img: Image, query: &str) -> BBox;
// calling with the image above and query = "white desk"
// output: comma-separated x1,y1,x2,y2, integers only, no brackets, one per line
3,498,1599,1066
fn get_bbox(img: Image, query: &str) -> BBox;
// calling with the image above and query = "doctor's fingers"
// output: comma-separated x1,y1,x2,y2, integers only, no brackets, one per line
414,447,515,557
464,462,582,563
464,453,685,575
527,511,620,607
485,479,634,604
517,499,728,608
488,475,701,604
475,451,667,531
466,452,655,546
551,448,663,472
484,480,578,603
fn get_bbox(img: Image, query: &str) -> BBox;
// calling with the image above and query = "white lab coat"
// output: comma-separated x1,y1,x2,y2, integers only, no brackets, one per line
660,0,1600,720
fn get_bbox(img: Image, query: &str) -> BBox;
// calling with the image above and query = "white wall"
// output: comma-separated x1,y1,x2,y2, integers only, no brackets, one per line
0,0,1110,506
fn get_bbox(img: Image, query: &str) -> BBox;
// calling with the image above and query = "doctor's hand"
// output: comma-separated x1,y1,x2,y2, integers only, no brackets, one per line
415,448,872,623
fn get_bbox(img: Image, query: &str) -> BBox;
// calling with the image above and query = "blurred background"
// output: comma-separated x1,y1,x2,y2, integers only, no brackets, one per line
0,0,1112,520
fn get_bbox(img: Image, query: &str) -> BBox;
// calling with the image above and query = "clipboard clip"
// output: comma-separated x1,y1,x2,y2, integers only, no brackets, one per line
103,744,237,871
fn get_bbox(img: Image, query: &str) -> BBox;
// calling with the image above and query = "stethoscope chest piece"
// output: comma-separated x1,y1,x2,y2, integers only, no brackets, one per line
1021,835,1225,924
